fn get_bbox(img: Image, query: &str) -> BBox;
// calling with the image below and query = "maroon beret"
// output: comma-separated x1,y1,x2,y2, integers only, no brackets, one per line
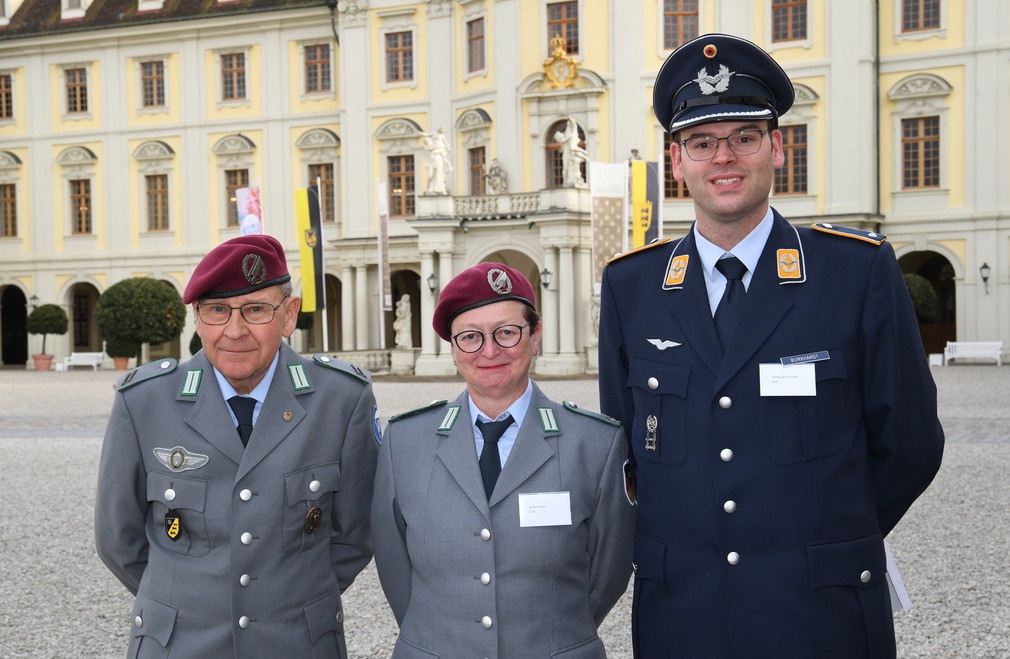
433,262,536,341
183,235,291,304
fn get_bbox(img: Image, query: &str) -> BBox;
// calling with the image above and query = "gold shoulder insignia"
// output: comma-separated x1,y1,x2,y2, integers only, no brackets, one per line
605,238,673,264
812,223,886,246
312,354,371,383
118,359,178,391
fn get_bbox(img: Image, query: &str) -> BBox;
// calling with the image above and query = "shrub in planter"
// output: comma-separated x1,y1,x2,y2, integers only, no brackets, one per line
96,278,186,361
26,304,69,355
104,337,140,359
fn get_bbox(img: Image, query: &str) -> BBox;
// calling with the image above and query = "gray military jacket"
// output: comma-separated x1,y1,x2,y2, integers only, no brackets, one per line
95,343,379,658
371,383,635,659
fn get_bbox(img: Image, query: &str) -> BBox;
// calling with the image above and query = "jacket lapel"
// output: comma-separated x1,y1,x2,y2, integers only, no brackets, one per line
181,352,245,467
666,232,723,376
489,384,555,507
436,391,492,518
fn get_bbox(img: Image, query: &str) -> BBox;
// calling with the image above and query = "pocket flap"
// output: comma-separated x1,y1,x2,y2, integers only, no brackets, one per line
807,533,885,589
304,589,343,644
285,461,342,505
633,534,667,586
629,358,690,397
146,472,206,512
131,593,177,647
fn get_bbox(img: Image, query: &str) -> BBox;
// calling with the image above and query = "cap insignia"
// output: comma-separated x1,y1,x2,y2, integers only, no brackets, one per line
695,65,733,95
242,253,268,284
487,268,513,295
703,43,718,58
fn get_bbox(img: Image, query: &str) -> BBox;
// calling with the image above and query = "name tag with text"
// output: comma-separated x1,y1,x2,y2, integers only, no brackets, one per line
518,491,572,527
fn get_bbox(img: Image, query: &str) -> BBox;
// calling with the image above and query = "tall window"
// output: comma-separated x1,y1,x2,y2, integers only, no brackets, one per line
225,169,249,227
141,61,165,108
546,119,585,188
309,163,335,223
663,0,698,50
469,147,486,195
305,44,331,93
902,117,939,189
547,2,579,55
774,125,808,195
221,53,246,101
66,68,88,114
72,292,90,349
664,132,691,199
467,18,485,73
70,179,91,234
902,0,940,32
388,155,415,217
146,174,168,230
772,0,807,42
386,32,414,83
0,74,12,119
0,183,15,237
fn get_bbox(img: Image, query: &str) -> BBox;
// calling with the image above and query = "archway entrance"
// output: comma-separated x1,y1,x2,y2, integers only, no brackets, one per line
898,251,955,355
1,286,28,366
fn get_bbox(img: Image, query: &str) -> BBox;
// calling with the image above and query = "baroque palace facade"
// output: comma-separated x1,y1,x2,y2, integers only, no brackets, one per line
0,0,1007,374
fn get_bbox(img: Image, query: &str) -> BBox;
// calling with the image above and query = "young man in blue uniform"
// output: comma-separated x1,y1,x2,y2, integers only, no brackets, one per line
598,33,944,658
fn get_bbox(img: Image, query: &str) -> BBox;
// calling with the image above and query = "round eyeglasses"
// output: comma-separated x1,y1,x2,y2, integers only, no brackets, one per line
196,296,288,325
679,129,769,161
452,323,531,353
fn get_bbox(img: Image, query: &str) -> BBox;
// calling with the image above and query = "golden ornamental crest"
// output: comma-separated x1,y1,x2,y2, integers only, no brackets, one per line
543,34,577,89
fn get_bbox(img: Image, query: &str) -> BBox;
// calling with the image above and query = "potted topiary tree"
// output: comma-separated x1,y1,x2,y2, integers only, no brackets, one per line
104,337,140,371
95,277,187,370
26,303,69,371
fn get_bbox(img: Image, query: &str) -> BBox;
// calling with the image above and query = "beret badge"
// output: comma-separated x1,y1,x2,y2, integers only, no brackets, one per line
242,254,268,285
487,268,513,295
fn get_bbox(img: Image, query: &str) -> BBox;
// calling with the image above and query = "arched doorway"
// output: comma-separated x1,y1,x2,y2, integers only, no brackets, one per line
1,286,28,366
68,283,101,352
898,251,955,355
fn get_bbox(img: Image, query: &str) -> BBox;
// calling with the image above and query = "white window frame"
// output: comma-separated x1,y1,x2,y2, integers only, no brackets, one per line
0,151,21,238
456,109,492,194
771,82,817,205
375,118,423,218
542,0,584,63
888,73,951,210
378,9,419,92
211,134,256,230
214,47,252,109
136,56,170,116
765,0,813,52
0,69,15,124
296,128,341,231
460,1,489,82
894,0,946,43
298,41,336,102
56,146,98,238
656,0,704,56
59,62,92,122
133,141,175,233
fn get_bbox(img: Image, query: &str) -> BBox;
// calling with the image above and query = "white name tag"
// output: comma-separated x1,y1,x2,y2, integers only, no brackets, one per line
518,491,572,527
759,363,817,396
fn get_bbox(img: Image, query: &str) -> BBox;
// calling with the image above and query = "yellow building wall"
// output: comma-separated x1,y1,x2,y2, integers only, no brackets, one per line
286,41,341,113
456,4,495,93
879,64,965,212
50,62,102,133
127,135,183,249
0,67,27,136
204,46,263,120
879,0,965,56
52,141,104,251
752,0,826,61
124,54,182,127
5,146,29,252
205,130,264,245
370,4,428,103
454,102,496,193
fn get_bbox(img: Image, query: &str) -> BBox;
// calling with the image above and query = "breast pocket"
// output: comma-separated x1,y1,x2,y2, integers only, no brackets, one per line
146,472,209,556
284,461,342,553
766,350,850,464
628,358,691,466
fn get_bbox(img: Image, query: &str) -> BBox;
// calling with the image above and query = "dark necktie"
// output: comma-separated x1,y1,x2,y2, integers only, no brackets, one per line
477,415,513,500
228,396,256,447
714,256,748,351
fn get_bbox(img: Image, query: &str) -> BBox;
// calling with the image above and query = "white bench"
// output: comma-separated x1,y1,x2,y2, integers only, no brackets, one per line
63,352,106,371
943,341,1002,366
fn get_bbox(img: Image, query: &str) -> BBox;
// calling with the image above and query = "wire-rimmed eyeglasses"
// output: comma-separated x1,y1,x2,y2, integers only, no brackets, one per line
196,296,289,325
452,323,531,353
679,129,769,161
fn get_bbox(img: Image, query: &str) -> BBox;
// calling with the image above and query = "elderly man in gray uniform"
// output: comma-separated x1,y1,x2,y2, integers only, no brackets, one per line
95,234,380,658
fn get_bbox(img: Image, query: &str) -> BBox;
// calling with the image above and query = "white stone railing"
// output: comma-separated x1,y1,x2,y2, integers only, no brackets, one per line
454,191,542,219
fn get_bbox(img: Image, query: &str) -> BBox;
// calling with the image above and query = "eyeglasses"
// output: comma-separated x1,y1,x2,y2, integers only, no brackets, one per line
452,323,531,353
679,129,769,161
196,296,288,325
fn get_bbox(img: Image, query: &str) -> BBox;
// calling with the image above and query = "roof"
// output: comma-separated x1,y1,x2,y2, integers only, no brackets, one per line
0,0,328,40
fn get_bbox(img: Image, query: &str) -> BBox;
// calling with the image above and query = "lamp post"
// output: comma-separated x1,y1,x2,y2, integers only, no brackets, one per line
980,262,991,294
29,294,39,309
427,273,438,295
540,268,553,290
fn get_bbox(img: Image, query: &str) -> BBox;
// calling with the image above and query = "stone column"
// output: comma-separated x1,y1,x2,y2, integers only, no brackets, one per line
355,264,369,349
341,267,354,350
541,248,559,356
420,251,437,357
558,245,576,355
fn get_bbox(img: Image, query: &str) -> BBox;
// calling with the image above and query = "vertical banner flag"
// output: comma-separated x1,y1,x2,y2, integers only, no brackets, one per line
237,186,262,235
296,185,324,313
631,161,661,248
377,181,392,312
589,162,628,293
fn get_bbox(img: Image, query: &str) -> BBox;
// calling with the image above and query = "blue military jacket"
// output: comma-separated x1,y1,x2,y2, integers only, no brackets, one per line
599,211,943,658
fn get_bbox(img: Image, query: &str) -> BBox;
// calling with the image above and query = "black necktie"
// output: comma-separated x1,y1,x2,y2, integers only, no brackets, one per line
477,415,513,500
228,396,256,447
714,256,748,351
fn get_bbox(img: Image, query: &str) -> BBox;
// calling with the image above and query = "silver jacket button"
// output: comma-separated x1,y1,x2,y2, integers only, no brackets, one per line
480,572,491,585
239,574,251,587
134,616,143,628
720,448,734,462
164,488,176,502
241,532,253,545
238,616,250,629
723,500,737,514
860,570,872,583
647,376,659,390
727,551,740,565
239,489,252,501
719,396,732,409
336,611,343,623
480,528,491,541
309,480,321,493
481,616,493,629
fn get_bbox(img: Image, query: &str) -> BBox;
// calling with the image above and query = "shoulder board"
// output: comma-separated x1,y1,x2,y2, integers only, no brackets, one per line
812,223,886,246
389,400,448,423
117,358,178,392
562,401,621,428
312,354,371,383
605,238,672,265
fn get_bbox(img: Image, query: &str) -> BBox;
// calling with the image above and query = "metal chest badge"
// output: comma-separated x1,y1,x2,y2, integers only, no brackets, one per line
304,506,322,534
645,415,658,451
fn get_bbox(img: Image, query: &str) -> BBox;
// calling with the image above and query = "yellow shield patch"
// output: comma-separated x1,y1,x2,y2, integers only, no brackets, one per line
665,255,689,286
777,249,800,279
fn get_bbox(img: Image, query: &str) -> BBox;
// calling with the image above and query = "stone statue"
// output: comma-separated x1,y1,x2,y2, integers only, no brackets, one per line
421,128,453,195
554,117,587,187
589,296,601,345
484,158,508,195
393,294,412,349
